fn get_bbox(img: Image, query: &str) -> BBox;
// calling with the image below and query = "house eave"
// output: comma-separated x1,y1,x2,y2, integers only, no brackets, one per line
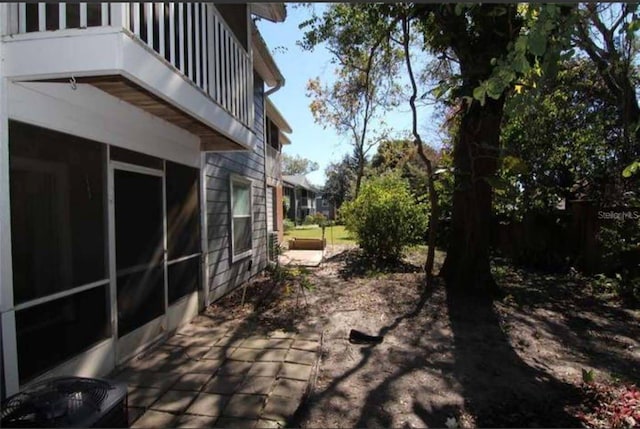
250,3,286,23
266,98,292,134
251,22,284,89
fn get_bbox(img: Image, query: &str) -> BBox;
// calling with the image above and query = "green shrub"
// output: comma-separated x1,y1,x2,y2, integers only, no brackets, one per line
304,212,327,226
340,174,428,263
283,218,295,232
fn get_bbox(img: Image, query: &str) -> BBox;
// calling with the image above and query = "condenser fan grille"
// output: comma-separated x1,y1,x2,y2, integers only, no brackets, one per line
1,377,112,428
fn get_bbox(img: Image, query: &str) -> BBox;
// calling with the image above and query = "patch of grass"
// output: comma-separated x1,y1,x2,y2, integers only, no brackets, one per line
284,225,356,245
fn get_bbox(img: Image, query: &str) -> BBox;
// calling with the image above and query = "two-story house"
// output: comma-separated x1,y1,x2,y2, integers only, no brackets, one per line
0,2,289,399
283,175,318,224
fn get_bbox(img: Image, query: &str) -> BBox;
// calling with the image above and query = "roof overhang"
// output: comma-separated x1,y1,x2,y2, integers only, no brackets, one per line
2,28,255,152
250,3,287,23
251,23,284,89
266,98,292,134
280,132,291,145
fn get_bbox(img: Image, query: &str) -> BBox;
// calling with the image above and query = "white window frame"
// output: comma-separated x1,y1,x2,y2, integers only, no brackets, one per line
229,174,253,262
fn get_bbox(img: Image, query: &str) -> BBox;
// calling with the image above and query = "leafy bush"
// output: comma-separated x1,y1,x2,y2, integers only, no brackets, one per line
283,218,295,232
340,174,428,263
591,272,640,305
303,212,327,226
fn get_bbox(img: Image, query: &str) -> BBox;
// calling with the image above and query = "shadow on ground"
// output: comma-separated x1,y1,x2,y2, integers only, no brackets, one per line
205,249,640,428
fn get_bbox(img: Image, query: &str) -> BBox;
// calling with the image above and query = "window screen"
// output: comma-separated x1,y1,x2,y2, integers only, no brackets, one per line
166,161,201,304
15,285,110,383
166,161,200,260
231,178,252,258
168,256,201,304
9,121,107,304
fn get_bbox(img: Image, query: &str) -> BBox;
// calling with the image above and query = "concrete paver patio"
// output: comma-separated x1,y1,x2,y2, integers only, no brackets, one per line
110,318,321,428
278,250,324,267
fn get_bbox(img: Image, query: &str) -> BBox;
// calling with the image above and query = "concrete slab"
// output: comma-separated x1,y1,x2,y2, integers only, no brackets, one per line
262,395,300,421
247,362,281,377
236,376,274,395
278,363,313,381
214,417,259,429
172,373,213,391
175,414,218,428
223,394,267,419
127,387,163,408
151,389,199,414
204,375,244,395
285,349,317,366
271,378,306,400
185,392,230,417
278,250,324,267
255,349,287,362
131,410,177,428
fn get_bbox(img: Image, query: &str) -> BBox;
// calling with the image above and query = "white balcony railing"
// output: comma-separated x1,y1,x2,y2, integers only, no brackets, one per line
10,3,253,128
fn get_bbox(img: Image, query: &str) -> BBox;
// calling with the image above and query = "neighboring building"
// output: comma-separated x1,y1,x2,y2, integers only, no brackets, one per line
316,193,337,220
0,2,289,397
283,175,318,223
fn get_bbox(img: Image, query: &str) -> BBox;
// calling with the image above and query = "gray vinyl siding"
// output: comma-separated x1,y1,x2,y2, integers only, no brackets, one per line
205,72,267,302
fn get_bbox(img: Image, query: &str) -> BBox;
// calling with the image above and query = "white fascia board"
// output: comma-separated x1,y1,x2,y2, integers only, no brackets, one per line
2,28,121,80
2,28,254,151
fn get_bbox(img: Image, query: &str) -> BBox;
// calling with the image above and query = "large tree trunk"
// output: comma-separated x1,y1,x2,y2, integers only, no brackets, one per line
439,96,506,295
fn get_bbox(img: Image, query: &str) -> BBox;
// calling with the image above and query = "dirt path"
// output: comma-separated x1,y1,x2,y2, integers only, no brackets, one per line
210,247,640,428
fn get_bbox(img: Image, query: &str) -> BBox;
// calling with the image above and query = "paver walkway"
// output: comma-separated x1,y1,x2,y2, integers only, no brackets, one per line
278,250,324,267
110,318,321,428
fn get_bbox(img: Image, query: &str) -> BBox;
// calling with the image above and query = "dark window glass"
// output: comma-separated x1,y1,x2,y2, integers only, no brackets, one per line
16,285,110,383
166,161,200,260
110,146,163,170
9,121,107,304
168,257,200,304
117,266,164,337
269,120,279,149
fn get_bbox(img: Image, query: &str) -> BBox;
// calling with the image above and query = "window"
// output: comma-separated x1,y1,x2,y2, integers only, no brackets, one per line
166,161,201,304
230,175,252,261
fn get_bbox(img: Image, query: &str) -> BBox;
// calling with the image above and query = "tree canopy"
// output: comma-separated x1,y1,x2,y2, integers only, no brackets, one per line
282,153,319,176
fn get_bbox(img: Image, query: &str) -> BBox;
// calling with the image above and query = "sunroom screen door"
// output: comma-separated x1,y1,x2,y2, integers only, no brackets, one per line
112,165,166,352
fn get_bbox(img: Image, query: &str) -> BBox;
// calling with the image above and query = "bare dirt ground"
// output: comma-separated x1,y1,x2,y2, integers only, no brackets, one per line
209,246,640,428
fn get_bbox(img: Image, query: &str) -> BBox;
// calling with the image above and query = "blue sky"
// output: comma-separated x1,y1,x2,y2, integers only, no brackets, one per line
257,4,437,187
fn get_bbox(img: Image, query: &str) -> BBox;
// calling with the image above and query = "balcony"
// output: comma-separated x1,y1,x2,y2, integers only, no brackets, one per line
2,3,256,151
